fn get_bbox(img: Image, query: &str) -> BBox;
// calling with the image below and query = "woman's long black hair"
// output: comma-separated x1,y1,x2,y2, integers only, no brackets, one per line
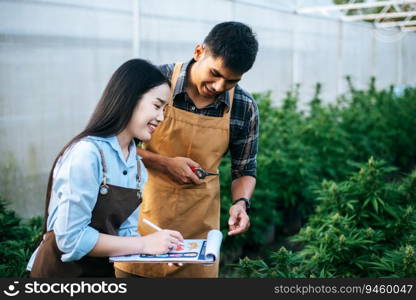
42,59,170,233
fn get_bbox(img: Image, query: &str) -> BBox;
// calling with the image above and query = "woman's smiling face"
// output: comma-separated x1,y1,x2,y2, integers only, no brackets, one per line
126,83,170,142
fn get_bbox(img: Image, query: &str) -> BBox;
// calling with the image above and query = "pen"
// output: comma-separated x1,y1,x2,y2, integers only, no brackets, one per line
143,218,163,231
143,218,185,267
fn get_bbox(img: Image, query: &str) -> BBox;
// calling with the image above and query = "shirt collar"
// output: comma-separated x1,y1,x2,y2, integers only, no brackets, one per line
172,58,231,108
88,135,139,167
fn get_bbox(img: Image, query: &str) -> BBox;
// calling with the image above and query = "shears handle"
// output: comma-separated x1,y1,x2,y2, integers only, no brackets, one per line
191,167,219,179
191,167,206,179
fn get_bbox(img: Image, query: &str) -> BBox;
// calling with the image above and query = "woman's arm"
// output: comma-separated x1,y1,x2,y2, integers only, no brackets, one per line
88,230,183,257
52,141,102,262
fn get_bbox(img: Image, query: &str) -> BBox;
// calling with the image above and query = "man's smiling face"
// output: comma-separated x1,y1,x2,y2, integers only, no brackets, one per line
190,45,242,99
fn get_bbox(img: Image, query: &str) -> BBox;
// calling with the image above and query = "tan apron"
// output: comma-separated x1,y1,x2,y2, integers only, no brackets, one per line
115,63,234,277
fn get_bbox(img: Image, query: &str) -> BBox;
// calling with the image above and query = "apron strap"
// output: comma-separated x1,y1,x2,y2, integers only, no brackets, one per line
168,63,183,106
86,138,108,186
135,156,142,192
224,87,235,115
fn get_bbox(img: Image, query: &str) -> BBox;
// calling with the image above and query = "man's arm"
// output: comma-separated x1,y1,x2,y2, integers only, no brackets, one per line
137,148,169,173
227,89,259,236
231,175,256,203
137,148,202,184
228,176,256,236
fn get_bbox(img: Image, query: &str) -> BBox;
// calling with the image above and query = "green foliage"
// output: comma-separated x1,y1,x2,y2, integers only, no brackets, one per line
0,196,42,277
235,247,305,278
339,77,416,172
236,159,416,277
220,79,416,255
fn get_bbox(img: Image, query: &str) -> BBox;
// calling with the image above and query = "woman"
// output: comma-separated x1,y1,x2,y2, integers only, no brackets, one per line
27,59,183,277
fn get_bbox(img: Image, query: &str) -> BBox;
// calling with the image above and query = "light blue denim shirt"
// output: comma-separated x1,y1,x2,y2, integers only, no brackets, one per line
27,135,147,270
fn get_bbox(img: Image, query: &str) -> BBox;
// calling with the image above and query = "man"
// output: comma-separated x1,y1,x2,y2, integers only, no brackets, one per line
114,21,259,278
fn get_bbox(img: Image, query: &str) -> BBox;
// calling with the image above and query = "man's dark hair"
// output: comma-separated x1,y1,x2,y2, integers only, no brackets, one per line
203,21,258,74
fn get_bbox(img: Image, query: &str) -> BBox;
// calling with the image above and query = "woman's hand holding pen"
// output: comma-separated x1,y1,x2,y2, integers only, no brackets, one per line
139,230,184,255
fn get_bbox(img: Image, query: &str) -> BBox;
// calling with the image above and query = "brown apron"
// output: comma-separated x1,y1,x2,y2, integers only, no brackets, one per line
115,63,234,277
30,139,142,277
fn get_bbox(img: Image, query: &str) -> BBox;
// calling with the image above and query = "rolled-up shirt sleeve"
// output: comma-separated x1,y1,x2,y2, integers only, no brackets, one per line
52,141,101,262
230,96,259,180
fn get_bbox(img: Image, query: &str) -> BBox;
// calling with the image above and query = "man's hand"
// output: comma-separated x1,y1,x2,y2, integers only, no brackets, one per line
166,157,203,185
228,202,250,236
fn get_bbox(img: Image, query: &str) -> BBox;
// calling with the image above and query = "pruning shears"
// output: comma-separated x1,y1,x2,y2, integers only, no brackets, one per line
191,167,219,179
